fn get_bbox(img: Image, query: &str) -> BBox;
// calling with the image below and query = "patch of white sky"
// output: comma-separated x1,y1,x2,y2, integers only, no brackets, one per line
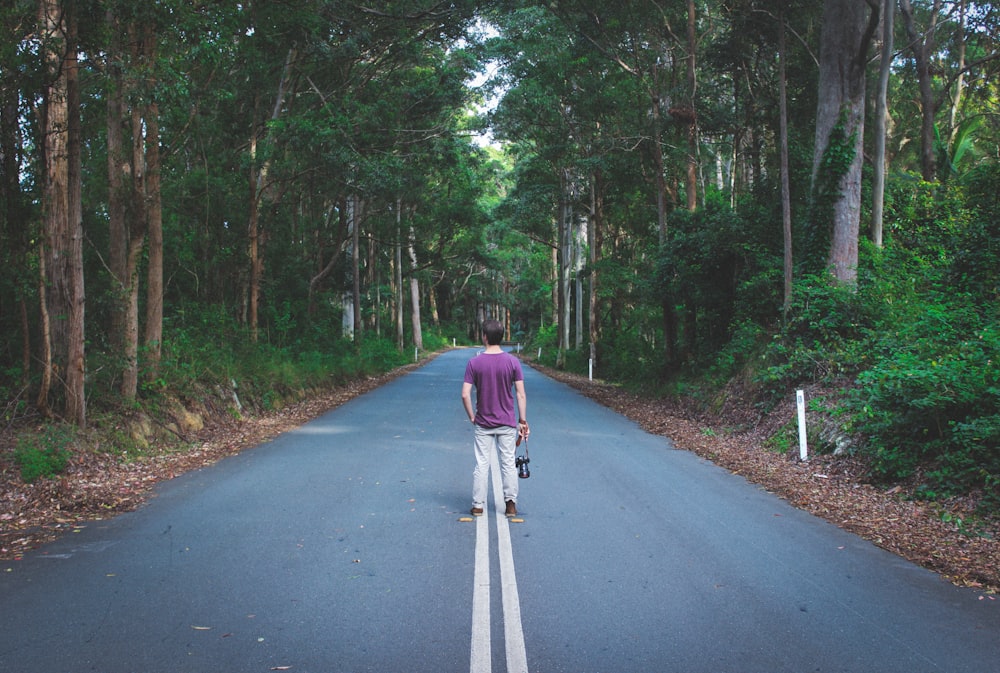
465,18,505,148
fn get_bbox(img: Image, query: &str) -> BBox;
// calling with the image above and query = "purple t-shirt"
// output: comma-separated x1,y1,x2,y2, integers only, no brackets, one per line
464,351,524,428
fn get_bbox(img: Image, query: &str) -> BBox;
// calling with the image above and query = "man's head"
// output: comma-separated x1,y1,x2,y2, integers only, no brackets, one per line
482,319,505,346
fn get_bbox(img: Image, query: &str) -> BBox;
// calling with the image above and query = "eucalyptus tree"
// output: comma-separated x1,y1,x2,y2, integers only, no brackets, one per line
37,0,86,424
810,0,877,285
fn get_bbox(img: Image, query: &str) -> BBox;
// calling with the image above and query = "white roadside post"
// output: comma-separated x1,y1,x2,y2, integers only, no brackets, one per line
797,389,808,461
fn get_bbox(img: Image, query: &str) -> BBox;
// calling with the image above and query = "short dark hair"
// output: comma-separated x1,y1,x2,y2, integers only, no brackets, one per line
482,319,505,346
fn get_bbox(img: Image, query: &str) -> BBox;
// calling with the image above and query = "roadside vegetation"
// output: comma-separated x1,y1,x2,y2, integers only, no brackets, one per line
1,1,997,569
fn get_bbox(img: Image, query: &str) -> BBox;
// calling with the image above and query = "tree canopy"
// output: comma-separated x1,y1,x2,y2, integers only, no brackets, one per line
2,1,999,507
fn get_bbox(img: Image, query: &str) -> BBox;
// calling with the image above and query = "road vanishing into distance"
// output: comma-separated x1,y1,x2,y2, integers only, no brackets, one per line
2,348,998,673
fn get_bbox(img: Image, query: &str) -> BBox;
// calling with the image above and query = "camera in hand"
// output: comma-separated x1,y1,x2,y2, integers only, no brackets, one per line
516,453,530,479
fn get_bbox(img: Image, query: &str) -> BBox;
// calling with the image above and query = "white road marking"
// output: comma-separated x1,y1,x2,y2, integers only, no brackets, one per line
469,446,530,673
470,505,491,673
491,448,529,673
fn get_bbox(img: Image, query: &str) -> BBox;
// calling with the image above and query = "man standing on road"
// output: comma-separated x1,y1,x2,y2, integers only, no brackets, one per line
461,319,529,517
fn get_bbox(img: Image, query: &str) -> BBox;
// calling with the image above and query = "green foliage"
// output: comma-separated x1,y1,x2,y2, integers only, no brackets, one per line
847,315,1000,497
14,424,74,483
757,274,872,401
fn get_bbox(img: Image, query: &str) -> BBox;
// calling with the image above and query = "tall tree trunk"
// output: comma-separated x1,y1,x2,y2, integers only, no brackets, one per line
39,0,85,425
143,20,163,381
588,170,603,368
407,225,423,351
947,0,966,145
144,95,163,377
248,48,296,342
899,0,942,182
812,0,875,285
342,196,356,340
871,0,894,248
36,244,52,415
247,141,262,341
352,196,362,340
685,0,698,211
122,90,147,399
557,169,572,368
395,200,404,350
106,7,128,362
779,8,793,313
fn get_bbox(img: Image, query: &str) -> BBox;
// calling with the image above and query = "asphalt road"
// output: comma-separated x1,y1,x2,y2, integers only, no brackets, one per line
1,348,998,673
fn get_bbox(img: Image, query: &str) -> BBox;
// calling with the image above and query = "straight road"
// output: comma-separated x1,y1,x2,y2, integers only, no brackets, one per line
1,348,997,672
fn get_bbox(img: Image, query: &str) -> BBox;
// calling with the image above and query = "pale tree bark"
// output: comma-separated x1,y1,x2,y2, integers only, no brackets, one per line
779,8,793,313
556,168,572,368
106,9,145,400
122,92,147,400
35,245,52,414
407,225,423,351
898,0,942,182
144,93,163,377
812,0,876,285
248,48,296,341
947,0,966,144
685,0,698,212
351,196,362,339
342,196,356,340
143,20,164,382
38,0,85,425
395,200,404,350
872,0,894,248
588,170,603,368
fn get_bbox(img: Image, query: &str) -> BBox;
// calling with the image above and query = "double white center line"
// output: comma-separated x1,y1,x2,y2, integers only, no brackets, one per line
470,448,528,673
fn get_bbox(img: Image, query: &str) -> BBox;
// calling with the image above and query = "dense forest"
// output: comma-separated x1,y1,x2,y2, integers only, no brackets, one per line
1,1,998,513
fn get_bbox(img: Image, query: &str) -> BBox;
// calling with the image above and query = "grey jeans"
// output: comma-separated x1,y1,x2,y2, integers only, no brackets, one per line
472,424,518,509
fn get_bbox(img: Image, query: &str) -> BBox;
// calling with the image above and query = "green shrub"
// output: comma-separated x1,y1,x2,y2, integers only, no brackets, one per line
848,318,1000,501
14,424,74,483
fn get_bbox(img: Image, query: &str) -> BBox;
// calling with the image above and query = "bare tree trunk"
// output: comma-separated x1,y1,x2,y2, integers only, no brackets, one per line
588,170,603,368
813,0,875,285
36,243,52,415
144,95,163,376
407,225,423,351
899,0,942,182
39,0,85,424
247,143,261,341
352,196,362,340
106,7,128,360
342,196,356,340
871,0,894,248
948,0,966,144
557,169,572,368
395,200,404,350
685,0,698,212
248,48,296,341
779,9,793,313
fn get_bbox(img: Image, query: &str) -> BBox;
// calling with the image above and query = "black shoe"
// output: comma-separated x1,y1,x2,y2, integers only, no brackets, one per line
470,507,484,516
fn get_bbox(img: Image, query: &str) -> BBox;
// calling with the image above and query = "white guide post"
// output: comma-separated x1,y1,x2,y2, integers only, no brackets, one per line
796,389,808,461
